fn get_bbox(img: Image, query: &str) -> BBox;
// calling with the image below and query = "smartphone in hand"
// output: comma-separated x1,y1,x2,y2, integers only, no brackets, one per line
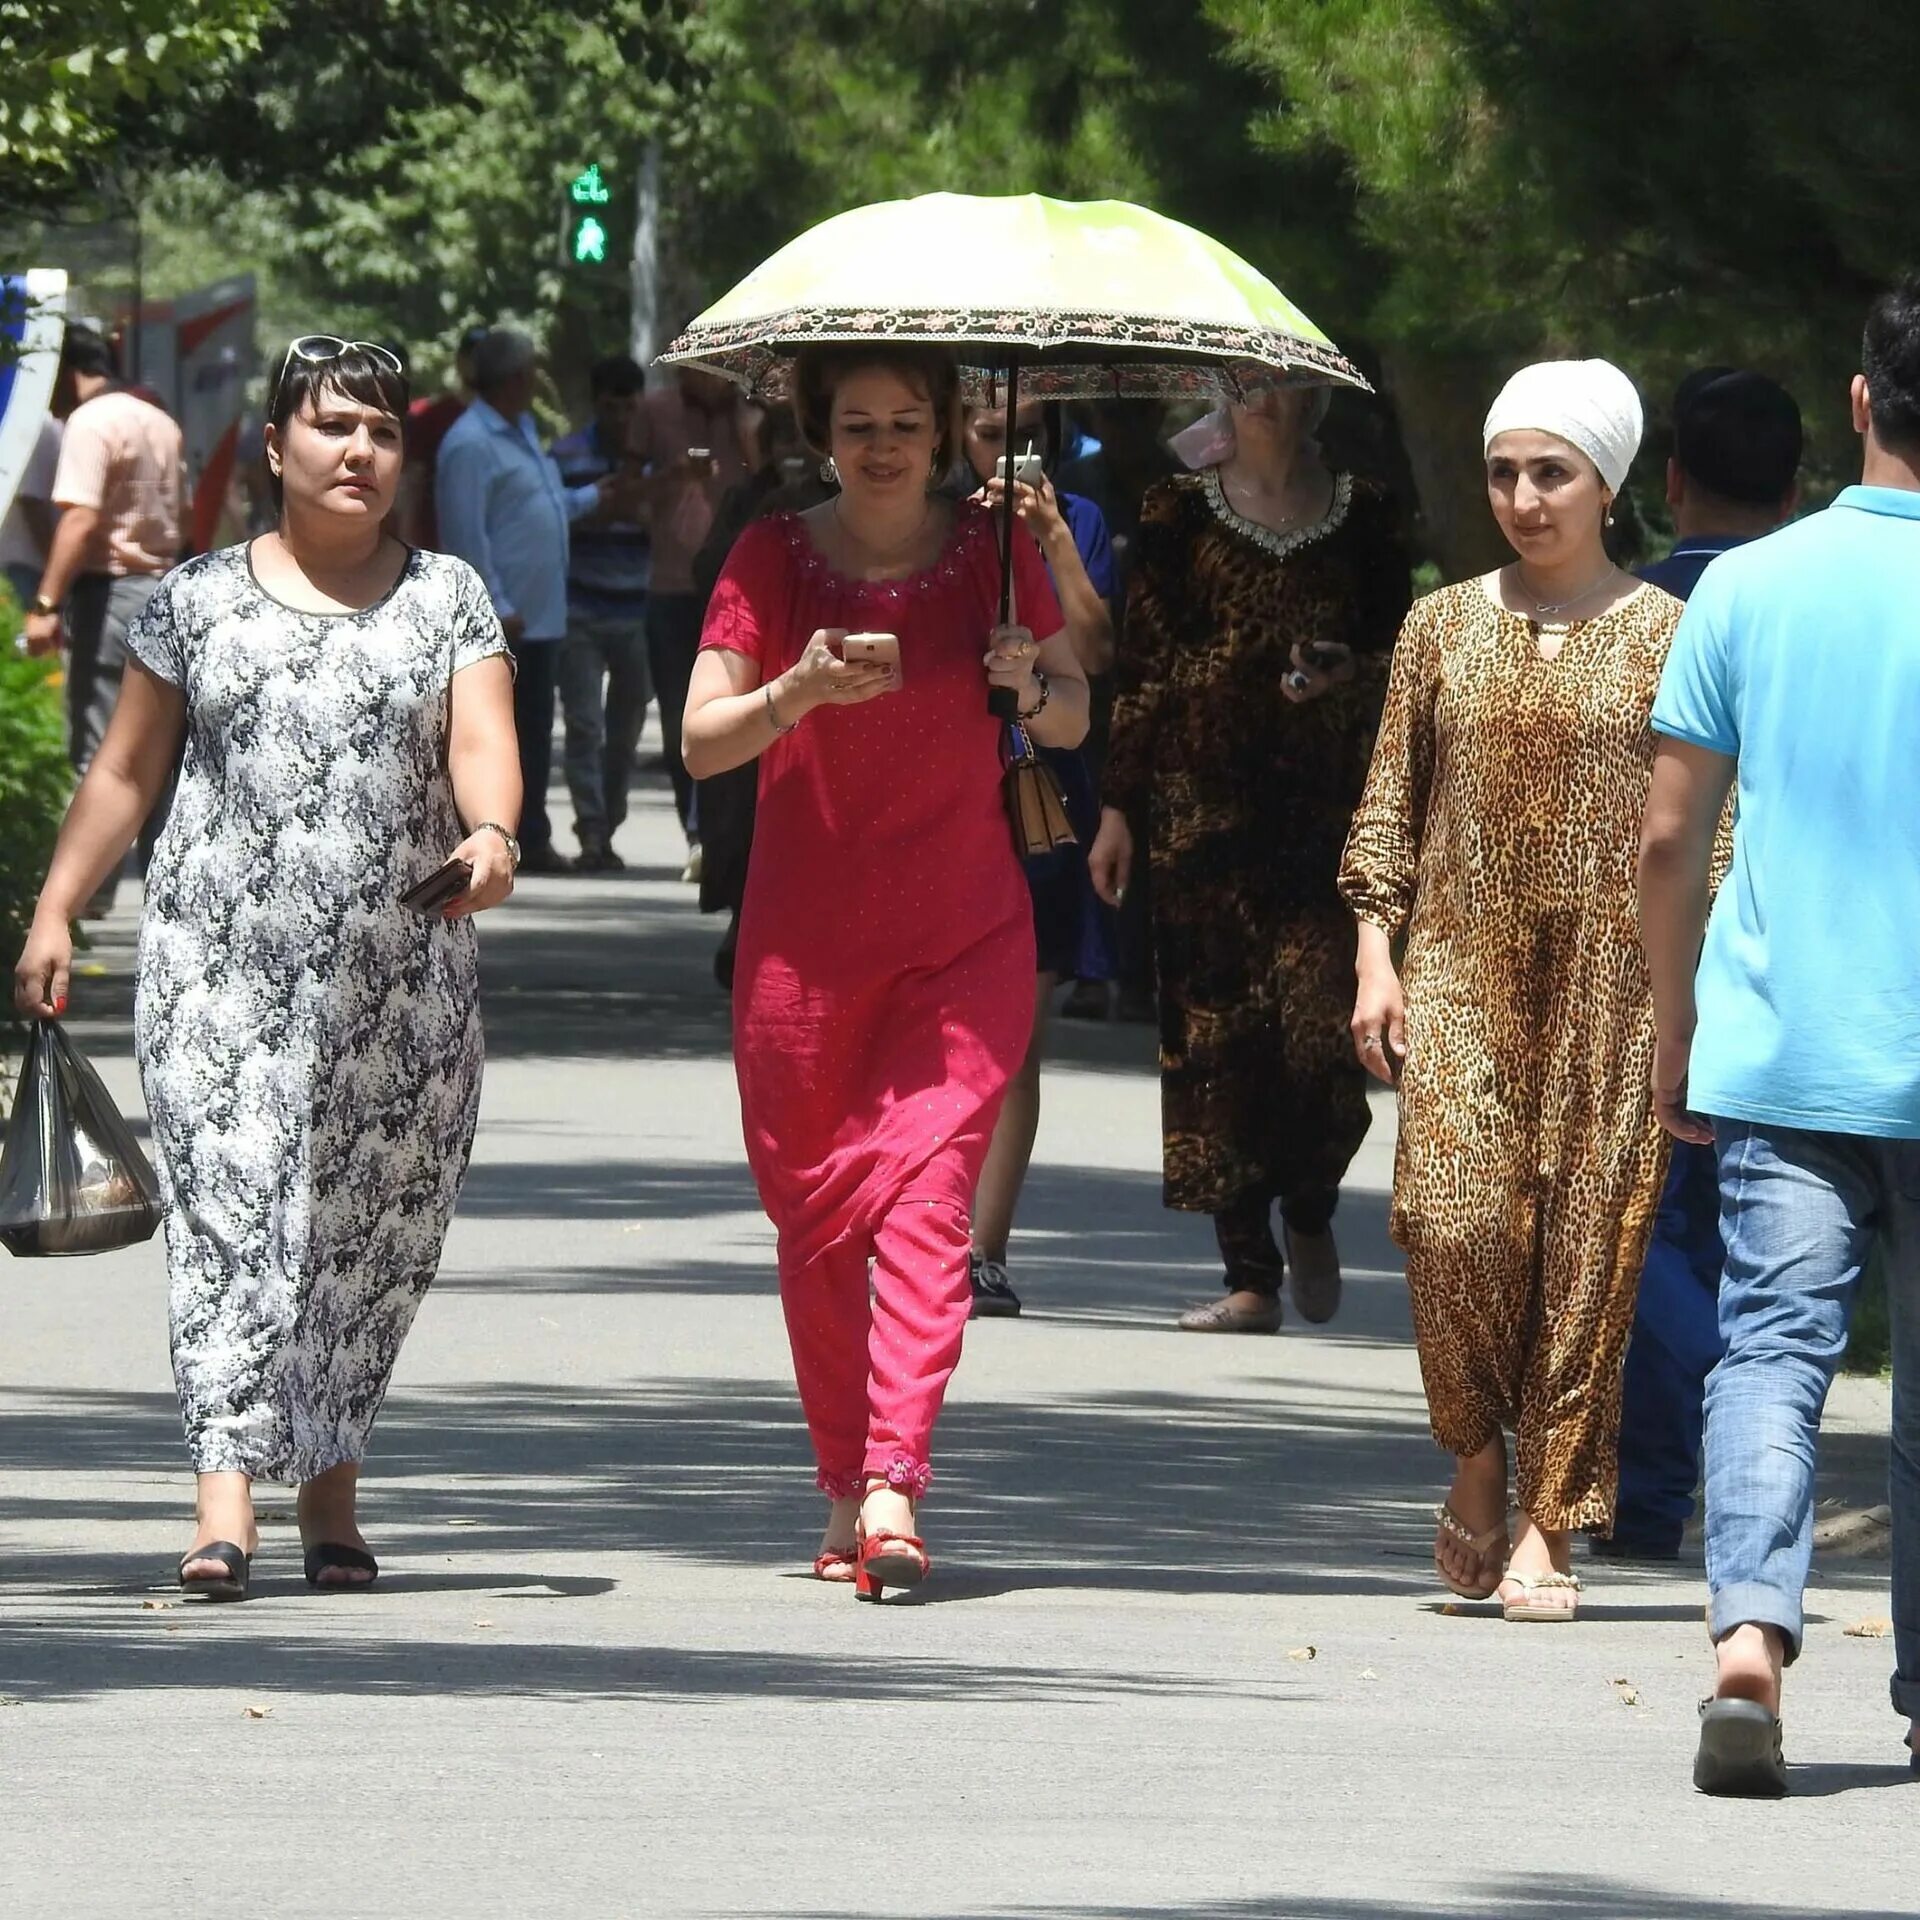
995,451,1045,488
399,859,473,915
839,631,902,688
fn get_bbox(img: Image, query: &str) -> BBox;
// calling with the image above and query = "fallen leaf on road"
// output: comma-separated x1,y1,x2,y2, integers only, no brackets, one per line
1613,1680,1642,1707
473,1619,496,1629
140,1599,177,1612
1844,1618,1893,1639
243,1705,273,1720
1439,1602,1460,1615
1358,1669,1378,1681
1286,1646,1316,1661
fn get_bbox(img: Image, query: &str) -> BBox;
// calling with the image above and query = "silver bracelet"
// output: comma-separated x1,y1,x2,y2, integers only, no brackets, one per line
473,821,521,870
764,681,798,734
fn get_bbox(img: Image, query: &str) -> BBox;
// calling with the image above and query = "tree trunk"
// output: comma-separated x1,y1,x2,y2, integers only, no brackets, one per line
1376,343,1513,582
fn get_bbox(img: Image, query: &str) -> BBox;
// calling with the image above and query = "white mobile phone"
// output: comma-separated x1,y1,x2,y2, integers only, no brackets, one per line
840,632,900,670
995,451,1045,487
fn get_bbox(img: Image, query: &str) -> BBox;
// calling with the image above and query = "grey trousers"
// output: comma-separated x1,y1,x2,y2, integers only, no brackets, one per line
67,571,167,907
558,609,652,842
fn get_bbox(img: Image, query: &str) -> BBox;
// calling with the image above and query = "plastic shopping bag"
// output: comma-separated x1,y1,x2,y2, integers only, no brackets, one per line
0,1021,161,1256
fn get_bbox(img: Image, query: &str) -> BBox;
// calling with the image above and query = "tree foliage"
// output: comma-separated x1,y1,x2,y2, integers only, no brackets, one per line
0,0,270,191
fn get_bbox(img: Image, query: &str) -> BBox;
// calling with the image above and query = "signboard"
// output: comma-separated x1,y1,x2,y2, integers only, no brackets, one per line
0,270,69,528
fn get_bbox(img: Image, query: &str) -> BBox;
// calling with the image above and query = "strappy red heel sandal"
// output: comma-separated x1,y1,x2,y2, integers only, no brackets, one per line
855,1527,931,1601
812,1547,858,1583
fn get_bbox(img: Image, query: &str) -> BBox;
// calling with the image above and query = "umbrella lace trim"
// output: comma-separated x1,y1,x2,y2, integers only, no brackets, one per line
659,308,1369,402
1202,467,1354,561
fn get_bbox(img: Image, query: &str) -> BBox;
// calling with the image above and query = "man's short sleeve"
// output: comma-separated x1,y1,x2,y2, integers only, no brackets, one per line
50,405,110,512
1652,567,1739,755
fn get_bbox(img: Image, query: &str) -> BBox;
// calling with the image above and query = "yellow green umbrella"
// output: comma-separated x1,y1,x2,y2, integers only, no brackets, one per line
657,191,1368,401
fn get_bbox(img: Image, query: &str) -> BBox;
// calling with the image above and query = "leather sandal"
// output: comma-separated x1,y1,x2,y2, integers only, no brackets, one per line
1177,1295,1282,1334
1498,1569,1582,1622
855,1528,930,1602
303,1542,379,1589
1694,1697,1787,1797
1433,1503,1509,1600
812,1547,858,1584
178,1541,251,1602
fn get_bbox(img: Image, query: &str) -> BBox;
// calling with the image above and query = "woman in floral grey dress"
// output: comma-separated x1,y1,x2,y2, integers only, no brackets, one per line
15,340,522,1599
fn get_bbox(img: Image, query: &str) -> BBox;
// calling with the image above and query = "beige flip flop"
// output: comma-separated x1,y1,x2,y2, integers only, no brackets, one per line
1177,1296,1282,1334
1434,1503,1510,1600
1498,1570,1582,1622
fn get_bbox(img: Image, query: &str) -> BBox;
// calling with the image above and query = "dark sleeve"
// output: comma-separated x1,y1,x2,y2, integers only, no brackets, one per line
1102,482,1189,818
1341,487,1417,794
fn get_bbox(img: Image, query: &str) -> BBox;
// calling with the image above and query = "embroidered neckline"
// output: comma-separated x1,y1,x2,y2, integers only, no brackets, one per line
779,499,983,593
1201,467,1353,561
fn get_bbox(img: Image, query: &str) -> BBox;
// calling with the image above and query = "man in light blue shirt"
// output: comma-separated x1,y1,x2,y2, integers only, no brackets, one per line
1639,276,1920,1797
437,329,616,871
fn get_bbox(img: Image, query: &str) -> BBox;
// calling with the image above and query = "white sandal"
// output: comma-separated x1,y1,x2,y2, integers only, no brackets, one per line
1498,1569,1582,1622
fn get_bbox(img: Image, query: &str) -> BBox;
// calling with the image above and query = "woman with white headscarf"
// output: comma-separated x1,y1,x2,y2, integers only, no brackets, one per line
1340,359,1680,1623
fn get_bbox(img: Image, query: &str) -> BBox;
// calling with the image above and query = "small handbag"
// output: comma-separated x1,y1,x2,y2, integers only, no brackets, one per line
1001,722,1078,859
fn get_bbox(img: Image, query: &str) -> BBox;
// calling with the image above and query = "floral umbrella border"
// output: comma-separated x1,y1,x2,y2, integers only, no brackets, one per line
656,303,1372,403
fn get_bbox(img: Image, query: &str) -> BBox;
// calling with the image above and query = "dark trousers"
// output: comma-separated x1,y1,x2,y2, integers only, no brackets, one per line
68,572,168,907
510,637,562,856
645,592,703,836
1613,1140,1726,1552
1213,1186,1340,1297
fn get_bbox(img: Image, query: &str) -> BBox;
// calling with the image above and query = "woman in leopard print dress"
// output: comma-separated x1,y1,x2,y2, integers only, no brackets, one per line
1092,377,1410,1331
1340,359,1676,1621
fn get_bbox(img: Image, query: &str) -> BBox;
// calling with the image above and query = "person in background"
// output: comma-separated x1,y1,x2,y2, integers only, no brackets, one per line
13,337,520,1601
1093,371,1409,1335
1344,359,1681,1624
400,323,485,549
554,353,654,872
438,328,635,874
1599,367,1803,1566
1,409,61,609
20,325,184,917
958,395,1116,1318
1639,280,1920,1797
688,407,834,989
636,364,755,881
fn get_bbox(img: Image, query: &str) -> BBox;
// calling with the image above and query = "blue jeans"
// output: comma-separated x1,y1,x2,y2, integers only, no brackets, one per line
1703,1121,1919,1724
1614,1142,1726,1552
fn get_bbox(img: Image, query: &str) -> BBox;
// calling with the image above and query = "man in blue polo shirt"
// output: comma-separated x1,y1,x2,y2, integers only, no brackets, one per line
1639,278,1920,1797
1601,369,1803,1565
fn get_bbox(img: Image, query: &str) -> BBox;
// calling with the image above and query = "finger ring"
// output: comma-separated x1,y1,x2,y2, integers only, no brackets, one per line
1363,1036,1381,1050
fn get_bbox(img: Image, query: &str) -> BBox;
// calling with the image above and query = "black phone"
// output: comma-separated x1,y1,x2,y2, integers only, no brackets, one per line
399,858,473,915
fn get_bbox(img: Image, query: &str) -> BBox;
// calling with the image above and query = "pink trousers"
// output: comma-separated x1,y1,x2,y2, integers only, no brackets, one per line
779,1180,974,1501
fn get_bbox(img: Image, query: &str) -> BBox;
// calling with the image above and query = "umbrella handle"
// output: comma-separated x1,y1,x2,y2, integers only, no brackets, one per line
989,356,1022,722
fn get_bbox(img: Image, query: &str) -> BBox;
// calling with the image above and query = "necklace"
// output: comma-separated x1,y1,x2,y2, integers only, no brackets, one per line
832,498,933,572
1220,459,1328,535
1513,561,1618,619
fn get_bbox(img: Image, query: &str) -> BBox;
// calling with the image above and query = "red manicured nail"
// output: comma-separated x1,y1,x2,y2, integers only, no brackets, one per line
53,997,67,1015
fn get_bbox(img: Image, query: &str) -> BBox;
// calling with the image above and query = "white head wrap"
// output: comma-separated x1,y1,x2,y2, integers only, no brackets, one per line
1481,359,1644,492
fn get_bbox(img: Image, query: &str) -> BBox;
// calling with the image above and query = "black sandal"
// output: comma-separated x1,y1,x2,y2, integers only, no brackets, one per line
303,1542,379,1589
178,1541,251,1602
1694,1697,1787,1797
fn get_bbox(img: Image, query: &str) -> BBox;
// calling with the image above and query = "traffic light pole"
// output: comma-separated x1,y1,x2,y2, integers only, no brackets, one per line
630,141,660,372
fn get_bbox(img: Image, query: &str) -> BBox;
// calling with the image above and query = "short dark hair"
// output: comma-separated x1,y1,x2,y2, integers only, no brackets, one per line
792,344,961,471
60,324,120,382
590,353,646,400
263,341,410,509
1671,367,1802,505
1863,276,1920,456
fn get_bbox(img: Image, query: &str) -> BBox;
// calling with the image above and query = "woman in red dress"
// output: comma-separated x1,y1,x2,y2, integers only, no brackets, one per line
683,346,1083,1597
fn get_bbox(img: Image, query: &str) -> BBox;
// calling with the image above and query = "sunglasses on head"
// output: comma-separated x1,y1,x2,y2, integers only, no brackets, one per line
272,335,404,409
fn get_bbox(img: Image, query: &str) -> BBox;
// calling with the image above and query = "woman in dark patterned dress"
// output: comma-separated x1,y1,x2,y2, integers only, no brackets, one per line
15,340,521,1600
1090,374,1410,1331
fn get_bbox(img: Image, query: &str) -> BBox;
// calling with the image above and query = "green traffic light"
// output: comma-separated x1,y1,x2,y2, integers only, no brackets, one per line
573,215,609,265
